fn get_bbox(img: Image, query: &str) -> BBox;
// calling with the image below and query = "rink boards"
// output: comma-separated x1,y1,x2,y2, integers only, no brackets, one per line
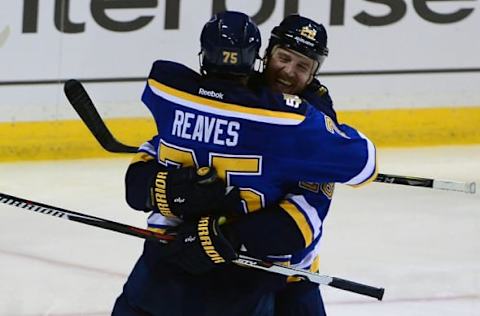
1,106,479,162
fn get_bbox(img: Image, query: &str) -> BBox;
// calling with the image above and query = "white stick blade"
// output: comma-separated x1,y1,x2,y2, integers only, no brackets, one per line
433,180,476,194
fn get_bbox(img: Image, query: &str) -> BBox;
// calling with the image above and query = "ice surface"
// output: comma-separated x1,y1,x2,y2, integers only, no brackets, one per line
0,146,479,315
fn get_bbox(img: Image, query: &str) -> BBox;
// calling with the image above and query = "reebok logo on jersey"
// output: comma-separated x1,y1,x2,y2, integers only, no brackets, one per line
199,88,224,100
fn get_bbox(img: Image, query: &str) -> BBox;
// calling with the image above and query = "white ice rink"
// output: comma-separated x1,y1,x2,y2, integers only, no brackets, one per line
1,146,479,316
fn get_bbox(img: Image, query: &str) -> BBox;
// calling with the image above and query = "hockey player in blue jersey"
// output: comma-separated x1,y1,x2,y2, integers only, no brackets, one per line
113,11,376,316
256,15,340,316
252,15,336,122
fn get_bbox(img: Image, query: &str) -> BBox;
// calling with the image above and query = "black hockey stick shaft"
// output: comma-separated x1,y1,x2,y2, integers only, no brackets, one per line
63,79,475,194
235,254,384,300
330,277,385,300
1,192,383,300
0,192,172,242
375,173,433,187
375,173,475,193
64,79,138,153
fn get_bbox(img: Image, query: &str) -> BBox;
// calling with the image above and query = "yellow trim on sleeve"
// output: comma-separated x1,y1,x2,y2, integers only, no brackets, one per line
349,156,379,188
286,275,303,283
147,227,168,234
310,255,320,272
130,152,155,164
148,79,305,121
279,200,313,247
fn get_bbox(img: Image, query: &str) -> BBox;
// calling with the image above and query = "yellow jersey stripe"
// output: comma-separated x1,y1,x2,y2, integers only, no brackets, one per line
345,131,377,185
350,155,379,188
310,255,321,272
147,79,306,125
147,227,168,234
130,152,155,164
286,275,303,283
280,200,313,247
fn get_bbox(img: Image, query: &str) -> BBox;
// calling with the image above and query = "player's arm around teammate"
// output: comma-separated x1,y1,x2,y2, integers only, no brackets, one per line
115,12,377,316
238,14,372,316
257,15,337,316
114,12,292,316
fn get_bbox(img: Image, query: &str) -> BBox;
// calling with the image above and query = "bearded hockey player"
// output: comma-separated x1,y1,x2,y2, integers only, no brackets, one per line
113,11,376,316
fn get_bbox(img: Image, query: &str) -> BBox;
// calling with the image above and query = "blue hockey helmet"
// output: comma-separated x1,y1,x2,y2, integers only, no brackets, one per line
200,11,261,76
266,14,329,73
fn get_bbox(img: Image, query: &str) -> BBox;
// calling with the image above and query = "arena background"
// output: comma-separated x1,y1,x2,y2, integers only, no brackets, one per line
1,0,479,161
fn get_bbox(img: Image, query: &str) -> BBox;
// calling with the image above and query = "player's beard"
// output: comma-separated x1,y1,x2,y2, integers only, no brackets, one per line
270,72,307,95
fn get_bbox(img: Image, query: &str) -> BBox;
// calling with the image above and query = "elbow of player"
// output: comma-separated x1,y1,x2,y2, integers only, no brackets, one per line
125,175,151,211
125,189,150,212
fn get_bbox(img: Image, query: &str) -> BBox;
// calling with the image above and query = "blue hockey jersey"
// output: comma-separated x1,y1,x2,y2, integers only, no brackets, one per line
139,60,377,254
245,73,341,270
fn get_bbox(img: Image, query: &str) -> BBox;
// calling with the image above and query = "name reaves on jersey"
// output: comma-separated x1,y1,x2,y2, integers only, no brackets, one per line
171,109,240,147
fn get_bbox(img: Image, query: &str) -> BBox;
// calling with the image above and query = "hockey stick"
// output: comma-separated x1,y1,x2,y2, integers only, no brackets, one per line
63,79,476,194
64,79,137,153
375,173,475,194
1,192,384,300
233,254,384,301
0,192,172,242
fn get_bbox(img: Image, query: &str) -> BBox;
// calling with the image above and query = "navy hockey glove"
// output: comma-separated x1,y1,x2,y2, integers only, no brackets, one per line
159,216,238,275
149,167,240,221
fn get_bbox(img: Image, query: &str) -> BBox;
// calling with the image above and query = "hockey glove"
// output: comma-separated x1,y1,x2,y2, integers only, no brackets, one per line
159,216,238,275
148,166,240,221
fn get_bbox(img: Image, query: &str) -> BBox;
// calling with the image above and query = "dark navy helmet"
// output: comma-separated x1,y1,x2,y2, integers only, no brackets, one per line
266,14,329,73
200,11,261,76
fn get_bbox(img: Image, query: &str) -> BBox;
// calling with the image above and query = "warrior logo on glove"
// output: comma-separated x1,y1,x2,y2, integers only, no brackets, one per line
198,217,226,263
158,216,238,275
149,167,241,221
152,171,173,217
